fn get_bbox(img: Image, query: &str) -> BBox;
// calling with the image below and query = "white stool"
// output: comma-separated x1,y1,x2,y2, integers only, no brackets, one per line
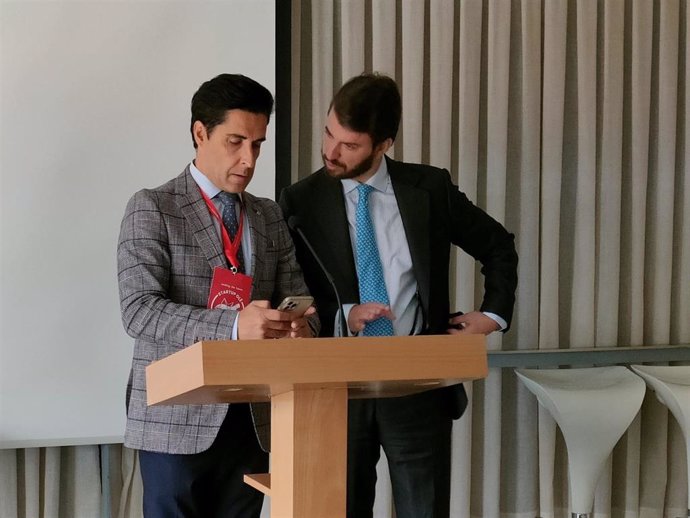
631,365,690,517
516,366,646,518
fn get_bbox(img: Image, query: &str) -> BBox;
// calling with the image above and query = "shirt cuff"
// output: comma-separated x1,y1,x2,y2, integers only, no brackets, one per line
334,304,357,337
231,314,239,340
482,311,507,331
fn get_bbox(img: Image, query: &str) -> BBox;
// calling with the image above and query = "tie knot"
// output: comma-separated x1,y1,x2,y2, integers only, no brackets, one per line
357,183,374,200
216,191,239,207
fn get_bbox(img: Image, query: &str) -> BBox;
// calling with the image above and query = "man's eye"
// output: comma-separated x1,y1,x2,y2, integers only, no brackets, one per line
228,139,242,145
345,144,357,150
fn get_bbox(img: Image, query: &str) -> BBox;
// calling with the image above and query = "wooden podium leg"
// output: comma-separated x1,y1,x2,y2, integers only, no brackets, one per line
270,387,348,518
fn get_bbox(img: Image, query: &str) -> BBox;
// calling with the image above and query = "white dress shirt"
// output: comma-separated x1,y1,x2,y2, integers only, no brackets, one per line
337,158,506,335
339,159,421,336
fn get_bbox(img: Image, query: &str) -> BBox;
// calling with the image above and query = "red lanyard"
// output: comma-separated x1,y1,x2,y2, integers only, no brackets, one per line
199,189,245,272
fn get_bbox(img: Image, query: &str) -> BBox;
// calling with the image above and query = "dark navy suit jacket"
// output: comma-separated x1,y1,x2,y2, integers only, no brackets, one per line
280,156,518,418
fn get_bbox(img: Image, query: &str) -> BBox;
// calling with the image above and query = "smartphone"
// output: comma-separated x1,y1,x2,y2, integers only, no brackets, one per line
276,295,314,317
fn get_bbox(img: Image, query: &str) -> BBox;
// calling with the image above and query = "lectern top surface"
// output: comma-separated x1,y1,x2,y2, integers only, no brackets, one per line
146,334,488,406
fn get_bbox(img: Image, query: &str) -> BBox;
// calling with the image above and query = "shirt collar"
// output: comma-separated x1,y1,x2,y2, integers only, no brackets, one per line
342,155,390,194
189,161,243,201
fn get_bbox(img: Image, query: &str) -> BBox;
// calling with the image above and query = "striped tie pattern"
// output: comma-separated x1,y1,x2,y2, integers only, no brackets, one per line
216,191,245,273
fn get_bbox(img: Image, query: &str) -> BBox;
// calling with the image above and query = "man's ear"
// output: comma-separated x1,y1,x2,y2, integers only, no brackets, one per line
192,121,208,148
375,137,394,156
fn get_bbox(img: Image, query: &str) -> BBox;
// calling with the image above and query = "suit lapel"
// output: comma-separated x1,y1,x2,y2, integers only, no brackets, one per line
309,171,359,298
388,158,431,312
174,167,228,270
242,192,265,278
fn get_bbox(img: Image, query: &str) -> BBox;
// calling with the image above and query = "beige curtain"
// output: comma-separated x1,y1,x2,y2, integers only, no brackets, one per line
290,0,690,517
0,446,101,518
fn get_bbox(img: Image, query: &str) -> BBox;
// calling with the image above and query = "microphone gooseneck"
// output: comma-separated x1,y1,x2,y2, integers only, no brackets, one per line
287,216,348,337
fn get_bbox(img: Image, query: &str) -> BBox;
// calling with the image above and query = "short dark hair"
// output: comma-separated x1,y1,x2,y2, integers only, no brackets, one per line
190,73,274,148
329,73,402,146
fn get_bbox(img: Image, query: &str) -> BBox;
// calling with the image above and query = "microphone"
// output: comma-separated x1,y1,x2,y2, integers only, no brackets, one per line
287,216,348,337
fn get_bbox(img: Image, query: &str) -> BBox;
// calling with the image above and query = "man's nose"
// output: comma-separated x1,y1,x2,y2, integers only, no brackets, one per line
240,143,256,168
324,141,340,160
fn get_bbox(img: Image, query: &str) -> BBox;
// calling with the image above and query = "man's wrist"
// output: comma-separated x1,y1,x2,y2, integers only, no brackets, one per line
482,311,506,331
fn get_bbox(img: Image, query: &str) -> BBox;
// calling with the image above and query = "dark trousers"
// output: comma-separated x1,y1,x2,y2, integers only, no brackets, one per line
347,390,453,518
138,403,268,518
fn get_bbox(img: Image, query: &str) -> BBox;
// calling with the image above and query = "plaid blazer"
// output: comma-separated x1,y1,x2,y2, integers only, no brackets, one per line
117,166,317,454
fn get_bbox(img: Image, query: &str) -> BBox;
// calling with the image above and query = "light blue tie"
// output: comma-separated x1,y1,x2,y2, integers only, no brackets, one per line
356,183,394,336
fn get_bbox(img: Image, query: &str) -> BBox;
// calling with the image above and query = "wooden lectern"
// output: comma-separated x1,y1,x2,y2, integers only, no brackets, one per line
146,334,487,518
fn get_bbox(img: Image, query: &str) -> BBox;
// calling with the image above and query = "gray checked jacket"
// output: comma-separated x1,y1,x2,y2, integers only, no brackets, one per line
117,165,318,454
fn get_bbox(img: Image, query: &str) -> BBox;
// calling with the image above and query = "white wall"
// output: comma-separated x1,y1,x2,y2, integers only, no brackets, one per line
0,0,276,448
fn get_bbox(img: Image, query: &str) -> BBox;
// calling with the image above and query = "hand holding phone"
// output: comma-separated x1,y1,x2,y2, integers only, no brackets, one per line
276,296,314,317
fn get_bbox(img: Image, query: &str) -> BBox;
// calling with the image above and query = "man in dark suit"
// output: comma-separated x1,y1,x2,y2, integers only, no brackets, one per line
117,74,318,518
280,73,517,518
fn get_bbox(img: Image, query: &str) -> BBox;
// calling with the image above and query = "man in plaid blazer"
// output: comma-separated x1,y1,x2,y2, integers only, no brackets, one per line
117,74,318,518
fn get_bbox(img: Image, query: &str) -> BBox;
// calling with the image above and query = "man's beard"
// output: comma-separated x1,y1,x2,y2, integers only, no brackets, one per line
322,151,375,180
